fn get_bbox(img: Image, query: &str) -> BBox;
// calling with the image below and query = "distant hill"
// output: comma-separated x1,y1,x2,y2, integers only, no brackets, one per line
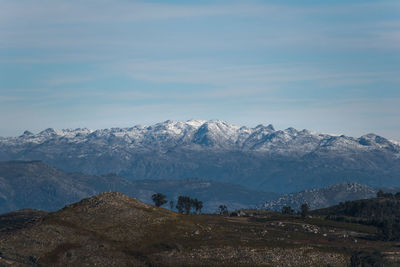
1,120,399,192
0,160,134,213
0,161,275,213
265,182,377,211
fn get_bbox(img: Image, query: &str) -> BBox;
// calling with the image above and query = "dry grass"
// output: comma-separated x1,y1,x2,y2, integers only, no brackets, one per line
0,193,398,266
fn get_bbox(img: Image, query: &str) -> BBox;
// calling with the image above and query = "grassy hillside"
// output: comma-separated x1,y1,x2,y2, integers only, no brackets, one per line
312,194,400,242
1,193,400,266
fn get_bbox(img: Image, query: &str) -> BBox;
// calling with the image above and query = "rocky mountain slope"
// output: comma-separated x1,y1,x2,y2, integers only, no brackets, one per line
1,120,399,192
0,161,275,213
265,182,378,211
2,192,396,266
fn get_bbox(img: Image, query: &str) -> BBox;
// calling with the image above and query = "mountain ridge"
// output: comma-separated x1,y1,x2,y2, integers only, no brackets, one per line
1,120,399,192
0,160,276,213
3,120,398,153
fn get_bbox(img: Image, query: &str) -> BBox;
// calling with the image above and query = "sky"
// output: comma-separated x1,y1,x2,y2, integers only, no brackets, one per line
1,0,399,140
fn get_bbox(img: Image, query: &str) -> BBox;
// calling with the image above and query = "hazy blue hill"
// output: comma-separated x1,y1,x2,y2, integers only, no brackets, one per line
130,178,278,213
0,161,133,213
0,161,275,213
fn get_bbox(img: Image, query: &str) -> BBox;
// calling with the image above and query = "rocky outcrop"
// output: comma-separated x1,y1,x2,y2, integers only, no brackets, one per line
265,182,377,211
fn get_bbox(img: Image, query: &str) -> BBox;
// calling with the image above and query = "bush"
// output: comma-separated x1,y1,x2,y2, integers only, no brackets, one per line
151,193,167,207
349,250,383,267
300,203,309,217
282,206,294,215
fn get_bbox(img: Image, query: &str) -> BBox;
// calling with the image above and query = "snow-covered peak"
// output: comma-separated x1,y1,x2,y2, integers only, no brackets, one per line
358,133,390,146
192,120,242,147
184,119,207,128
2,120,399,155
392,140,400,146
254,124,275,132
21,130,34,136
38,128,58,136
284,127,298,135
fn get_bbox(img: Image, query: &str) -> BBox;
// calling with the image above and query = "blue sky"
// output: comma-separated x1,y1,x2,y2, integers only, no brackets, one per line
1,0,399,140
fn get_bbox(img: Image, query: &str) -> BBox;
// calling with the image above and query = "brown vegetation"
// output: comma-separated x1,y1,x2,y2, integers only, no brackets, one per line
0,193,399,266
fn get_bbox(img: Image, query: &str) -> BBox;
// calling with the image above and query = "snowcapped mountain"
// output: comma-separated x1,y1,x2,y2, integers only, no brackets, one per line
2,120,398,153
0,120,399,192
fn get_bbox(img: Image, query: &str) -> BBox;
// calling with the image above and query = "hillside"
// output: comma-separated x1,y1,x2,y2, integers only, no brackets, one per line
1,192,400,266
313,197,400,219
0,161,274,213
1,120,399,192
265,182,377,211
311,194,400,242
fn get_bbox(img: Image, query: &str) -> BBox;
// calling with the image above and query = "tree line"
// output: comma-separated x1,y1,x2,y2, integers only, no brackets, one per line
281,203,309,218
151,193,203,214
322,190,400,241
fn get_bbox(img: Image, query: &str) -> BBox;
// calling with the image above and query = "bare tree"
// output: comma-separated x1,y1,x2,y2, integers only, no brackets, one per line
218,205,228,215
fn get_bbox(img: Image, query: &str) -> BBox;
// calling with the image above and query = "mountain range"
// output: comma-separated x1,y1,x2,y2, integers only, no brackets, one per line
0,161,277,213
1,120,399,192
0,161,393,215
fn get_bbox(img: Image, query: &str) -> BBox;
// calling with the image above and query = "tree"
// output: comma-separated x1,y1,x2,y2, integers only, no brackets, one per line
197,200,203,214
282,206,294,215
192,198,203,214
151,193,167,207
350,250,383,267
218,205,228,215
177,196,192,214
184,197,192,214
300,203,309,218
176,196,185,213
377,190,394,199
176,196,203,215
169,200,174,210
381,219,393,241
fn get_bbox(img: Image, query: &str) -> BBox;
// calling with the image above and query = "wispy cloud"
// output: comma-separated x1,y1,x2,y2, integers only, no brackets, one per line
2,1,398,24
0,1,318,24
45,75,94,86
114,59,399,93
1,1,399,52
